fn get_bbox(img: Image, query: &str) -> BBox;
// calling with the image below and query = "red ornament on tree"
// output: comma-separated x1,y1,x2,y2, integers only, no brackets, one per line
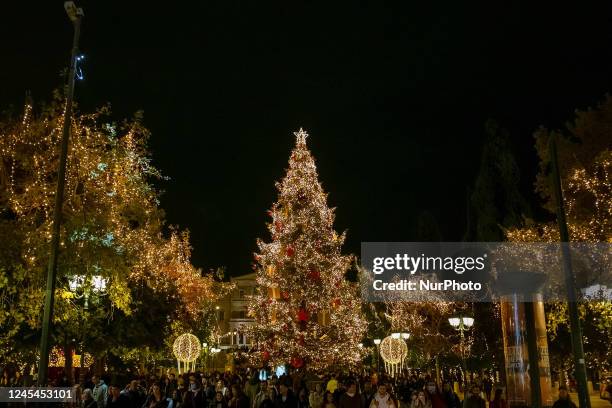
275,221,283,232
332,298,341,308
308,267,321,281
286,245,295,257
281,291,289,300
262,350,270,361
297,308,309,322
291,356,304,368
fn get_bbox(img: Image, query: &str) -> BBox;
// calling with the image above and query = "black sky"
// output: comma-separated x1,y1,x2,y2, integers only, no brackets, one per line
2,1,612,276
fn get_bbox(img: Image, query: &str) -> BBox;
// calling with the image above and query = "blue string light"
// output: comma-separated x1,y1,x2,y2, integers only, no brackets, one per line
75,54,85,80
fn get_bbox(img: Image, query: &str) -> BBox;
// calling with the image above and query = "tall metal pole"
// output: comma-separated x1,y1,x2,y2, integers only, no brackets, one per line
460,326,468,388
376,345,380,375
549,135,591,408
37,8,82,387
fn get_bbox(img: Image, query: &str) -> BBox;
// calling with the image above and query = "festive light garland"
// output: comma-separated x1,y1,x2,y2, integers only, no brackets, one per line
379,335,407,377
173,333,201,373
0,99,231,364
247,129,367,370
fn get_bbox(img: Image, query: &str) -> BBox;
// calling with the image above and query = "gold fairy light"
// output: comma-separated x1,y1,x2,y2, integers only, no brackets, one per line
247,129,367,370
173,333,201,373
379,335,408,377
0,98,231,360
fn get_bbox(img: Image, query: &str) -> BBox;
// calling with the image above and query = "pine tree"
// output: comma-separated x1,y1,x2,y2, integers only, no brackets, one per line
248,129,366,370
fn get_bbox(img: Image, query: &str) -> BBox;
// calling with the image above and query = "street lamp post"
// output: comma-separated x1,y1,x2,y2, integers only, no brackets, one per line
391,332,410,374
449,317,474,388
373,338,381,374
202,343,208,372
549,135,591,408
38,1,84,387
67,274,107,384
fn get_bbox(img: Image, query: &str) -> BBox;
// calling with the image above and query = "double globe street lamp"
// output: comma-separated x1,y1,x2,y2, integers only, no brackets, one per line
68,274,108,309
448,316,474,387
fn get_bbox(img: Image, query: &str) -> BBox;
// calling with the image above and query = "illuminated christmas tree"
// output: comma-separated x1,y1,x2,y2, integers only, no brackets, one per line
248,129,366,370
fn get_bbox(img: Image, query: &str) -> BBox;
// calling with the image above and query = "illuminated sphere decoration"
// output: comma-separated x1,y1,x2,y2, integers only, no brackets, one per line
379,335,408,377
173,333,201,373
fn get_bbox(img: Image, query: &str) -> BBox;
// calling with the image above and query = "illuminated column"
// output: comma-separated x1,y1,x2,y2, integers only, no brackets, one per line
501,293,553,408
501,295,530,407
533,298,553,407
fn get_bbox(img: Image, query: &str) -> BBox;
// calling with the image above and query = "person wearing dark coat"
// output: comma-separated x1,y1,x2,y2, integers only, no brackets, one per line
107,384,130,408
183,375,207,408
551,387,577,408
230,384,251,408
275,382,298,408
462,385,485,408
210,391,230,408
339,380,362,408
82,389,98,408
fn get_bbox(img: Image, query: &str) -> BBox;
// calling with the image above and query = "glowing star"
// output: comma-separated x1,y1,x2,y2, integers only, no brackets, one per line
294,127,309,145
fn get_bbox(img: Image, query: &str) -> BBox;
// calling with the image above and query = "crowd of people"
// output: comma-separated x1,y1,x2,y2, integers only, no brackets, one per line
0,366,587,408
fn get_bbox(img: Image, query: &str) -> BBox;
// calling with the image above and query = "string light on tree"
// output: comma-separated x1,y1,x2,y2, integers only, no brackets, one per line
379,335,408,378
247,128,367,370
173,333,201,373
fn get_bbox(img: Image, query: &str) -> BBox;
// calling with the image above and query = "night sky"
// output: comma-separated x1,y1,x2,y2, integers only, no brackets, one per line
2,1,612,276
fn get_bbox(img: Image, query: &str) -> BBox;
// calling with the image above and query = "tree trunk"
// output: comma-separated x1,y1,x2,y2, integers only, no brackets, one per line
64,342,74,385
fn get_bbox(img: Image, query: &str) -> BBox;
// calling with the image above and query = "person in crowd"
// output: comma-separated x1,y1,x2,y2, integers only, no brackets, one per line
1,368,10,386
217,380,229,397
107,383,130,408
369,384,395,408
13,370,24,387
423,382,445,408
462,385,485,408
164,373,178,398
298,388,310,408
230,384,250,408
309,383,324,408
211,391,229,408
481,378,492,402
91,375,108,408
207,378,217,400
246,374,261,407
57,370,71,387
260,387,278,408
183,375,206,408
409,392,418,407
323,392,336,408
167,389,182,408
125,379,145,408
327,375,339,394
82,388,98,408
276,380,298,408
441,383,460,408
338,379,361,408
488,389,506,408
256,381,270,408
552,386,577,408
143,382,168,408
410,390,431,408
362,382,374,408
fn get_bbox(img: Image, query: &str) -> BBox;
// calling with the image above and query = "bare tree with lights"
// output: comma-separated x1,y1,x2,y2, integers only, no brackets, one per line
248,129,367,370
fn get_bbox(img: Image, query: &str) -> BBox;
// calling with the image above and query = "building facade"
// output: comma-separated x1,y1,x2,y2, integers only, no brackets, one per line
216,272,256,349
